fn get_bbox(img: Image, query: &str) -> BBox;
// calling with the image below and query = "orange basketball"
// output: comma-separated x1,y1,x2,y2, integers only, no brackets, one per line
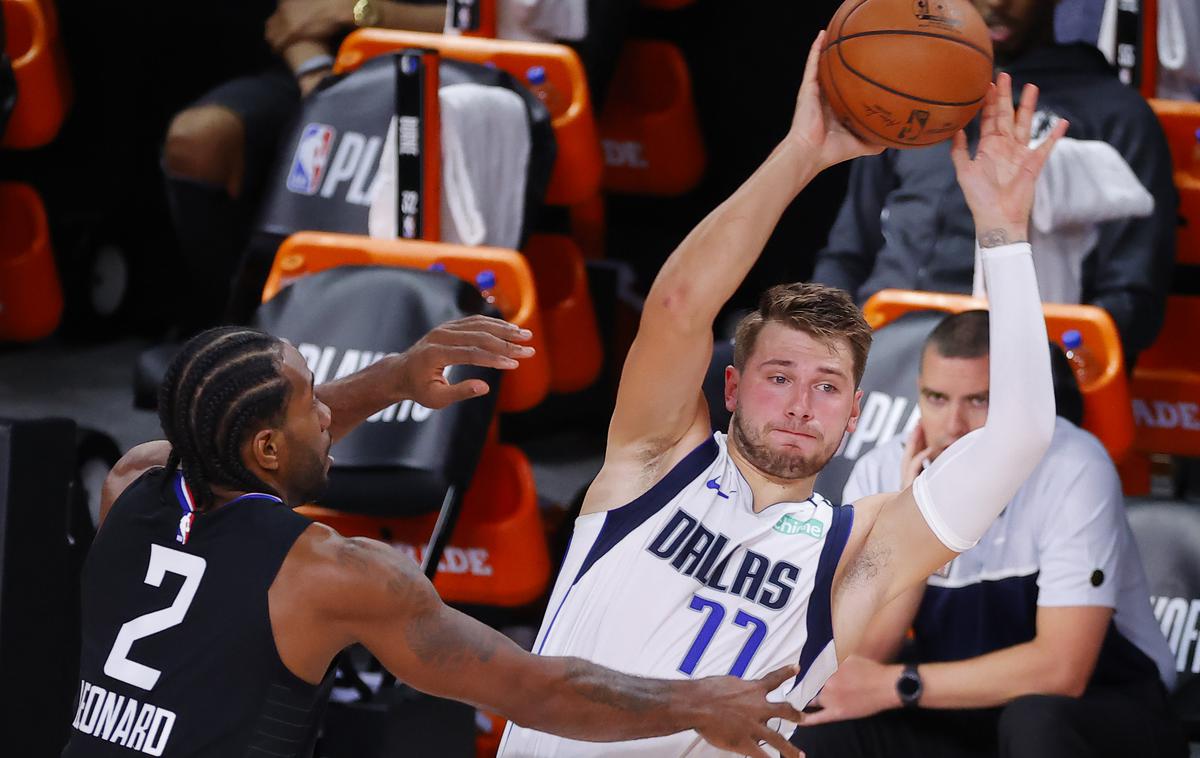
819,0,993,149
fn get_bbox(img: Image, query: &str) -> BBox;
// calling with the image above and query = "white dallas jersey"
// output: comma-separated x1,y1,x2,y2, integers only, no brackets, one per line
500,432,855,757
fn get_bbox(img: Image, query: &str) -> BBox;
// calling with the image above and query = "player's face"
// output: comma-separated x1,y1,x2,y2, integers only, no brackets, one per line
725,323,862,481
972,0,1055,61
277,344,333,505
917,347,990,455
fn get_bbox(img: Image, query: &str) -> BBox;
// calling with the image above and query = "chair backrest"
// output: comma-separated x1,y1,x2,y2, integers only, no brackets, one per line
264,231,551,412
600,40,705,196
1,0,70,149
1126,500,1200,728
1131,296,1200,457
1148,99,1200,265
863,289,1135,463
255,55,554,247
335,29,602,206
252,265,499,516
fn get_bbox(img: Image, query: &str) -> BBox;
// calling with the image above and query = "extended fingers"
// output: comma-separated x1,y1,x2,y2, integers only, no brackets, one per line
431,344,526,370
424,378,491,408
949,129,970,176
994,73,1015,138
1023,118,1069,177
445,328,534,360
803,31,826,90
979,81,999,136
441,315,532,341
1013,83,1039,145
760,664,800,692
758,726,801,758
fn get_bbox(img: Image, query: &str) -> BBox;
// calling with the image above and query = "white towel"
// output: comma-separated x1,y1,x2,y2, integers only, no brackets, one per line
369,82,531,250
972,134,1155,304
1158,0,1200,100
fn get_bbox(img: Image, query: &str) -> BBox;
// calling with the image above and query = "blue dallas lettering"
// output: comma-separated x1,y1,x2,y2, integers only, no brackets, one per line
646,509,801,610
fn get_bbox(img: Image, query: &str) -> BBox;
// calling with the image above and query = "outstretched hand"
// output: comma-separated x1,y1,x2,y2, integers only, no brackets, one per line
691,664,807,758
398,315,535,409
788,31,883,172
950,73,1069,246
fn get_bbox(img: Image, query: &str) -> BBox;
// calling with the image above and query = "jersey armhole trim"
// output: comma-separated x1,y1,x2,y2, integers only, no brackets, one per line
793,504,855,690
571,435,720,587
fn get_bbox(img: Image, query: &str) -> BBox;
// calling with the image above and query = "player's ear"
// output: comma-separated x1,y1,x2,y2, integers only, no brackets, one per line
844,388,864,435
249,428,282,472
724,365,740,413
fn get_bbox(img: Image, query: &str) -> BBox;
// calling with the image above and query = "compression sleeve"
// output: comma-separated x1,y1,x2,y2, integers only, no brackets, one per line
911,242,1056,552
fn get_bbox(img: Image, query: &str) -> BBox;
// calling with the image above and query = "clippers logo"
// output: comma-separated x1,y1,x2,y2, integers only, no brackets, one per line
287,123,337,196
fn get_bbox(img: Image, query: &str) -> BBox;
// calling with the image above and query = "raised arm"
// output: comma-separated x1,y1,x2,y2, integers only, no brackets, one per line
595,33,880,493
833,75,1065,649
285,528,804,758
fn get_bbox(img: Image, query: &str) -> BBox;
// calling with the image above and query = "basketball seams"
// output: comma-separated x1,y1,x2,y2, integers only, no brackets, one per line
827,29,993,62
820,46,876,145
823,48,912,148
835,54,985,108
822,0,990,148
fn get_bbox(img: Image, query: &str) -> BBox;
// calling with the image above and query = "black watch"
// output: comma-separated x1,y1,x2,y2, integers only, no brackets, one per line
896,663,922,708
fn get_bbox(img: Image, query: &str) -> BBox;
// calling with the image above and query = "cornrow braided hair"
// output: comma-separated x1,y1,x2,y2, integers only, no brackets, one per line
157,326,291,512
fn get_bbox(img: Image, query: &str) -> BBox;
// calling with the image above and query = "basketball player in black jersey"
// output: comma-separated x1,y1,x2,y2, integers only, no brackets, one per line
62,315,806,758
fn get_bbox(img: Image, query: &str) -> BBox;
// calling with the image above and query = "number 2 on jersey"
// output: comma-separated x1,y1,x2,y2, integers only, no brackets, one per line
678,594,768,678
104,544,207,690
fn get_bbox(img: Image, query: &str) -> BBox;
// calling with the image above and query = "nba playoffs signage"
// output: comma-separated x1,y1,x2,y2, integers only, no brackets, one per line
253,266,498,514
263,50,440,239
264,56,398,236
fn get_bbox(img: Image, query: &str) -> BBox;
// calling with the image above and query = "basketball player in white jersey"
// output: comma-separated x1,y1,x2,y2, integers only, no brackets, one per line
500,32,1069,758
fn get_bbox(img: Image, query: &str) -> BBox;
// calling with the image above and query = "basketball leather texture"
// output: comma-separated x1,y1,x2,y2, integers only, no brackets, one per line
819,0,993,149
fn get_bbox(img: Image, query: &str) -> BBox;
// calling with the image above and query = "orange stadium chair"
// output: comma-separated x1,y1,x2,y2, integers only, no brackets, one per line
1149,99,1200,265
265,231,552,413
862,290,1135,465
599,40,706,196
0,182,62,341
297,442,549,607
335,29,603,208
1,0,70,149
260,234,553,610
1124,297,1200,492
521,234,602,393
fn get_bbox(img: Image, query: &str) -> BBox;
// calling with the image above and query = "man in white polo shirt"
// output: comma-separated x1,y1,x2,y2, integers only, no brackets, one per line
791,310,1185,758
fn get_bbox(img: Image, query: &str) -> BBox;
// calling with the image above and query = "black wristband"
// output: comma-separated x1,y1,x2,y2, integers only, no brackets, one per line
896,663,923,708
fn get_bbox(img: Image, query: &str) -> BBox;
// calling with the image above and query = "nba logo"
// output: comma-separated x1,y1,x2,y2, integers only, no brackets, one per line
287,123,337,195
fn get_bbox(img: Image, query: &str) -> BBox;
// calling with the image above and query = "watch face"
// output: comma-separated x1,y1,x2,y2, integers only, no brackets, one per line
898,674,920,697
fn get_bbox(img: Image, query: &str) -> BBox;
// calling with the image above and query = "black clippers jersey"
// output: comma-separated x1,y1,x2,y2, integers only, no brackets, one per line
63,468,332,758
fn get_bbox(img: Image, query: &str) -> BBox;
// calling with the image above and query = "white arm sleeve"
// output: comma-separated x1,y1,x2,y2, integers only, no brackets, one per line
911,242,1056,552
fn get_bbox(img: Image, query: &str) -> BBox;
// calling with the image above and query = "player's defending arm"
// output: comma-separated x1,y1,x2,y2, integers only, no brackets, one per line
834,76,1066,643
592,33,880,507
314,315,534,442
288,529,805,758
99,317,530,523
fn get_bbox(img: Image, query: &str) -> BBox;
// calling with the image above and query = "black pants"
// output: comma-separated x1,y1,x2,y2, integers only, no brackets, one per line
163,64,301,332
791,681,1188,758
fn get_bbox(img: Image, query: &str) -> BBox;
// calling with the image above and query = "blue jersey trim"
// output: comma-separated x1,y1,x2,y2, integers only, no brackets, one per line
536,586,575,656
794,504,854,688
571,436,720,587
